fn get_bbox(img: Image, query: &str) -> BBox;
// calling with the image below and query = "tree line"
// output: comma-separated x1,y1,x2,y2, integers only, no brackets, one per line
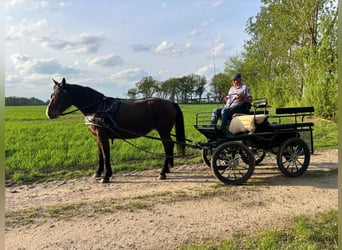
126,74,213,103
5,97,48,106
126,0,337,121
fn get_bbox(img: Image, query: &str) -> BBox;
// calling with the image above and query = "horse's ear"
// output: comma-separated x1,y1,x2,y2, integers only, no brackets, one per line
52,78,58,85
61,78,66,86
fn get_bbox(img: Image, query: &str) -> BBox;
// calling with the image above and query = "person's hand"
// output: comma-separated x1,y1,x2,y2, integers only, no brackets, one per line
237,94,244,100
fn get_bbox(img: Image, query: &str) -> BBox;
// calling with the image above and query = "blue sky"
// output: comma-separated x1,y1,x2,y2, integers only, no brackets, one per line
5,0,262,100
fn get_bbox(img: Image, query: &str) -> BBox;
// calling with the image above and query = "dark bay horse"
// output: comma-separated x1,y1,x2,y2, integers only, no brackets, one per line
46,78,186,183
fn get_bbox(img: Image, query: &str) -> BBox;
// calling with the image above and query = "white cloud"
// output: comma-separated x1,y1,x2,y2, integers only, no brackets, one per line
71,33,104,54
212,43,225,57
196,64,215,76
39,37,68,50
110,68,148,83
41,33,105,54
188,29,202,38
41,33,103,54
211,0,224,8
132,43,153,53
5,74,21,83
185,42,192,49
10,53,80,76
5,0,28,10
154,40,201,58
88,54,124,67
155,40,174,53
6,18,48,41
5,0,71,11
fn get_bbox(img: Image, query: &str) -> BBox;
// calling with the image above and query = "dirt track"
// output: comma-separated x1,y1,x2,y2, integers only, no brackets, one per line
5,149,338,249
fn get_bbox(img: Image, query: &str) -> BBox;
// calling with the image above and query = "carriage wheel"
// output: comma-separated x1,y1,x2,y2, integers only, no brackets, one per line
253,149,266,165
202,148,214,167
276,137,310,177
241,141,266,165
241,148,266,165
211,142,255,185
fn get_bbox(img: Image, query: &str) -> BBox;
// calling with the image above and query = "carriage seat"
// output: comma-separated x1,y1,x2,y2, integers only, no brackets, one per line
228,114,268,135
270,106,314,131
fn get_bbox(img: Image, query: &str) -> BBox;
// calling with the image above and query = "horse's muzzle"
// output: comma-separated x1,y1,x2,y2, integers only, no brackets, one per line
46,106,59,119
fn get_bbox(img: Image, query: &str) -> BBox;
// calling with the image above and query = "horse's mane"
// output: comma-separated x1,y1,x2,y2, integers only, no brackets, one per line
66,83,105,100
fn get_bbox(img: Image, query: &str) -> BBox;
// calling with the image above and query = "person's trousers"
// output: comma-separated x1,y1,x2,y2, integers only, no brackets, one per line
211,103,251,130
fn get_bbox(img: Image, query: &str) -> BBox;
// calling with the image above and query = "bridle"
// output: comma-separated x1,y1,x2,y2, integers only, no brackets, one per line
50,85,103,116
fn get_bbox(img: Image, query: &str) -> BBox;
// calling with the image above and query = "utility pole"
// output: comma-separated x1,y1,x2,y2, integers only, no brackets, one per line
212,47,216,76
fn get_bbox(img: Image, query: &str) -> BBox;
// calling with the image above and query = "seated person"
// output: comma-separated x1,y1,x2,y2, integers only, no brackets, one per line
211,73,252,134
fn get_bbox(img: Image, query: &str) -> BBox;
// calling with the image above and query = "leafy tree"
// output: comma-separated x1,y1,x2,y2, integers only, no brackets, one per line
210,73,230,94
127,88,138,99
233,0,337,119
191,74,207,100
135,76,159,98
178,76,194,103
160,78,181,102
223,55,243,78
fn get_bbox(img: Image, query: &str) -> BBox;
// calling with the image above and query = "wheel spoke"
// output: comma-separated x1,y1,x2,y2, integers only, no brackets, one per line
211,142,255,185
277,138,310,177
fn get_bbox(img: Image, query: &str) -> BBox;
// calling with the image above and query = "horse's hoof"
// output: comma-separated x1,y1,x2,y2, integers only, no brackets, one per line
93,173,102,178
158,174,166,180
101,177,110,183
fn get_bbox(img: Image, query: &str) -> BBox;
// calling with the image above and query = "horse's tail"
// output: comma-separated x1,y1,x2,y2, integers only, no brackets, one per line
172,103,186,157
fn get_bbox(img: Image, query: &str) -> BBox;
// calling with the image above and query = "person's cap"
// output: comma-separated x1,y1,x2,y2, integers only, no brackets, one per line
231,73,241,81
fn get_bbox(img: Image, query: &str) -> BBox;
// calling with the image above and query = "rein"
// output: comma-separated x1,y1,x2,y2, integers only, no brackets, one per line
85,113,199,158
60,101,102,116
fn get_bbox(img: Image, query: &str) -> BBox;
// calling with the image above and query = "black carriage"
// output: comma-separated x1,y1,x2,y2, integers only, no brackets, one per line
194,98,314,185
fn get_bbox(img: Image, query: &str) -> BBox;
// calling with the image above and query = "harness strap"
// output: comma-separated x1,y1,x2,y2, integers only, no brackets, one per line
60,101,103,116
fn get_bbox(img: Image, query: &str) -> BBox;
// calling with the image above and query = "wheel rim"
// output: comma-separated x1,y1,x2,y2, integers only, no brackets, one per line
281,145,305,173
202,148,213,167
277,138,310,177
212,143,255,184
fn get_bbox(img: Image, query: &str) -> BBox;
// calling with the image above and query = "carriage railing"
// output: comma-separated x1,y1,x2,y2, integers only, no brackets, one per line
195,111,213,126
250,98,269,115
270,106,315,124
195,97,269,127
267,106,315,153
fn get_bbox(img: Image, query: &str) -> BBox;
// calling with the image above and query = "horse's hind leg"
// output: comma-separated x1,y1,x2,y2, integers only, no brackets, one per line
159,139,174,180
93,144,104,178
89,126,105,179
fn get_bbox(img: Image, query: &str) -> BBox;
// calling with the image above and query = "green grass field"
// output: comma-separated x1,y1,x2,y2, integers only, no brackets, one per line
5,105,338,184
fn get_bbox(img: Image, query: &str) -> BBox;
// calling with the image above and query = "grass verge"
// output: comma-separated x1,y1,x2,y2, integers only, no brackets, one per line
184,209,338,250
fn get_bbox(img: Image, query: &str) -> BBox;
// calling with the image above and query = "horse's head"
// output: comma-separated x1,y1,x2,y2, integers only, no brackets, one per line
46,78,73,119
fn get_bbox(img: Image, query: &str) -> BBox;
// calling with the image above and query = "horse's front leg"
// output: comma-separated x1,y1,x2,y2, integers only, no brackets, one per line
96,130,113,183
159,139,174,180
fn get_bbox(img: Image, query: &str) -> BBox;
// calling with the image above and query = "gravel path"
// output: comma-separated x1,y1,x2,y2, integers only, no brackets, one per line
5,149,338,249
